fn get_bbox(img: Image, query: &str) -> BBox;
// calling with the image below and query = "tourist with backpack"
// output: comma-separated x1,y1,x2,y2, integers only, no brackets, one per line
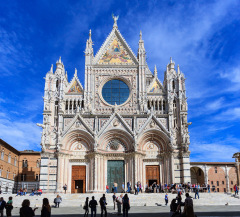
99,194,107,217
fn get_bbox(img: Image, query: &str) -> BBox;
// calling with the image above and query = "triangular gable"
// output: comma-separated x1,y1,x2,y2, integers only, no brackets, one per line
62,114,94,137
65,71,83,95
98,38,134,65
93,28,138,65
98,112,133,137
147,78,164,94
137,114,170,137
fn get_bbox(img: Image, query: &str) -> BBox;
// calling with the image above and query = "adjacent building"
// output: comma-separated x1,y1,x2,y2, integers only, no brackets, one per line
0,139,40,193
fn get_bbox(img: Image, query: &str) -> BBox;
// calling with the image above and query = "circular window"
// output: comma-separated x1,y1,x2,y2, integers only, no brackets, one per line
102,79,130,105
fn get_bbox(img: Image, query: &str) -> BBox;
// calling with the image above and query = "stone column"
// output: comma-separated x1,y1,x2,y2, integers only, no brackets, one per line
182,152,191,183
171,153,175,184
39,155,50,192
225,166,230,192
236,158,240,189
204,164,208,185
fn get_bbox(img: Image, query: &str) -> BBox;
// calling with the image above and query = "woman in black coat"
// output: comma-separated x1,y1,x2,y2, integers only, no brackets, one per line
83,197,89,217
41,198,51,217
20,199,37,217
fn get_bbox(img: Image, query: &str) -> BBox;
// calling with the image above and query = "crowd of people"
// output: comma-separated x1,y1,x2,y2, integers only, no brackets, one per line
0,182,237,217
106,181,227,195
83,193,130,217
16,188,42,196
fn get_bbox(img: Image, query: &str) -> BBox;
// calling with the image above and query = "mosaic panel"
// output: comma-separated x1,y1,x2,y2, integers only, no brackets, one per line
68,80,82,94
149,81,161,93
98,38,133,64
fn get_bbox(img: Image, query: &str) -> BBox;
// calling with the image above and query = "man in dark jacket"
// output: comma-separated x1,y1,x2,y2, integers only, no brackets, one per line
0,197,6,217
99,194,107,217
89,196,98,217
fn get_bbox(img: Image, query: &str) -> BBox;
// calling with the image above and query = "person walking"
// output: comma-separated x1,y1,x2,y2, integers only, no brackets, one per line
89,196,98,217
165,193,168,206
207,184,210,193
106,185,109,193
134,184,138,195
41,198,51,217
54,195,62,208
83,197,89,217
0,197,6,217
99,194,107,217
63,184,67,194
127,182,130,193
122,183,125,193
195,187,199,199
114,182,118,193
20,199,38,217
234,184,238,196
116,194,123,215
112,193,116,210
139,182,142,193
122,194,130,217
5,197,13,217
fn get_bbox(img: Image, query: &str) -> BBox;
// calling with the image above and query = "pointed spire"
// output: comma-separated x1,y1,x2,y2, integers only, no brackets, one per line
50,64,53,73
177,64,180,74
89,29,92,41
154,65,158,77
66,71,68,80
74,68,77,76
140,30,142,40
57,56,61,63
168,57,175,70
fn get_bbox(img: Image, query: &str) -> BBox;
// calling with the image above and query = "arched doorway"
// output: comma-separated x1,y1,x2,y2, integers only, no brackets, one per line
190,167,205,185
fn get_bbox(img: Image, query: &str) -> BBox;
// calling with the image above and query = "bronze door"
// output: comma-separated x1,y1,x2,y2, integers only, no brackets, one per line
107,160,124,193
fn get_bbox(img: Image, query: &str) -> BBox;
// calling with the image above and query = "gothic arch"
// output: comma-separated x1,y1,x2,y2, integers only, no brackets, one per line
137,129,171,152
98,129,134,152
61,129,95,151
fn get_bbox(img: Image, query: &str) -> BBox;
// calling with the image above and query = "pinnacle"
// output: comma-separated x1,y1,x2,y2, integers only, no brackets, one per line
140,30,142,40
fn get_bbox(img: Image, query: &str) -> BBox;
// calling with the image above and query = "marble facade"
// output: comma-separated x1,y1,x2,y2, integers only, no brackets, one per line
38,17,191,193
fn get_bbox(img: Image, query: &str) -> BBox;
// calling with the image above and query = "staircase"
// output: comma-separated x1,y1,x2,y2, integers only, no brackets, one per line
5,192,240,207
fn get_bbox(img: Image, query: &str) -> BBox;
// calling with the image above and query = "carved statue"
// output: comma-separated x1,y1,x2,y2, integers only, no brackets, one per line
112,14,119,26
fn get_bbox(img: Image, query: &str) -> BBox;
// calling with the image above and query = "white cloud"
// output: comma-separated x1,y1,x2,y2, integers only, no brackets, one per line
190,141,238,162
205,97,225,111
216,107,240,121
0,114,42,151
221,67,240,83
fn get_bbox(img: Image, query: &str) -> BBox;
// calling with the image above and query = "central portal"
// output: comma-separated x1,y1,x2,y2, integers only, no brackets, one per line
146,165,160,187
107,160,125,193
71,165,86,193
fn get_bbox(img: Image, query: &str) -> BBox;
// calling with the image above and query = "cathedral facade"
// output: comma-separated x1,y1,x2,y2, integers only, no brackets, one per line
39,17,191,193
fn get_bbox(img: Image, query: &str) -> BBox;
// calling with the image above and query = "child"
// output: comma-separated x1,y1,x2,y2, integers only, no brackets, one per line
165,193,168,206
5,197,13,217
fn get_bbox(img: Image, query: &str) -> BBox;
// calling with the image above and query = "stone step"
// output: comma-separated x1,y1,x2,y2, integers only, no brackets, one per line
4,192,239,207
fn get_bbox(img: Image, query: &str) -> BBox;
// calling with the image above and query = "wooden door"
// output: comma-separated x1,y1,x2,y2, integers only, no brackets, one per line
71,166,86,193
146,165,160,186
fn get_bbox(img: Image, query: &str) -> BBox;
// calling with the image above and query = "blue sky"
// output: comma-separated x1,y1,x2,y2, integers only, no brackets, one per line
0,0,240,162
